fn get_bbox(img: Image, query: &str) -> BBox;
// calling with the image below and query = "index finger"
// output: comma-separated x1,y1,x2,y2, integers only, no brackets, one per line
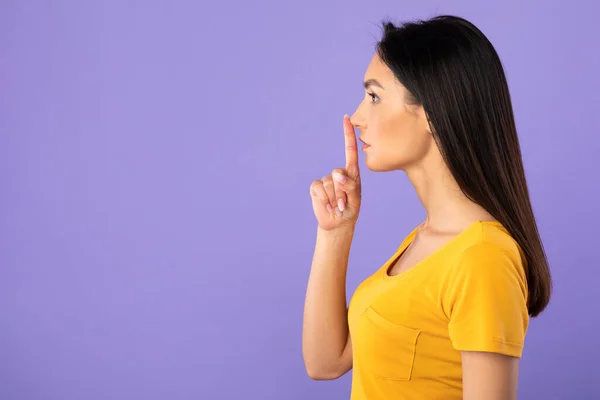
343,115,359,176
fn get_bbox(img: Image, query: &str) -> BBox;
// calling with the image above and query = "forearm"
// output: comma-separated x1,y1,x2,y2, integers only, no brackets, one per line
302,226,354,378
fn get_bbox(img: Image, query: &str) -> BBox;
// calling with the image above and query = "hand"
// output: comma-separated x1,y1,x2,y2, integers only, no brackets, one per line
310,115,362,231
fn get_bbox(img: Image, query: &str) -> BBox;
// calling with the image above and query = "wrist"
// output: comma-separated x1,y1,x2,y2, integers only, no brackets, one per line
317,225,355,240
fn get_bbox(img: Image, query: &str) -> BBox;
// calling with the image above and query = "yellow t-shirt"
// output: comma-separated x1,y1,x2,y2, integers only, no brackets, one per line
347,221,529,400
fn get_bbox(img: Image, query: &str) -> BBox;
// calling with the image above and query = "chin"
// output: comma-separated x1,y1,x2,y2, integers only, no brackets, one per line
365,158,399,172
365,154,407,172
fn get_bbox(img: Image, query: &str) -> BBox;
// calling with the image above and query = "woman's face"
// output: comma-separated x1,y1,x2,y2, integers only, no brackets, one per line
350,54,433,172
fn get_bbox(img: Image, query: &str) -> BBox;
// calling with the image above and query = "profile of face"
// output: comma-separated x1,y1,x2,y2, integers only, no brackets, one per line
350,54,434,172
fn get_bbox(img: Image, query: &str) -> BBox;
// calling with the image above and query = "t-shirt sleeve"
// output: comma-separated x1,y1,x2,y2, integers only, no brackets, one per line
445,241,529,358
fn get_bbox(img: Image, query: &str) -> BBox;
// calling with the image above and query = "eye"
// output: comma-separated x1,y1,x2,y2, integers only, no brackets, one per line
367,92,380,103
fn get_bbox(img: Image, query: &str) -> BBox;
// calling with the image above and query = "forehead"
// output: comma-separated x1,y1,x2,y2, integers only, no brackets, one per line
364,54,394,81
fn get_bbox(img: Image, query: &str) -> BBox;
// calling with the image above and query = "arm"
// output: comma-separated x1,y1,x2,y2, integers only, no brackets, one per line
303,115,361,380
445,241,529,398
462,351,520,400
302,226,354,380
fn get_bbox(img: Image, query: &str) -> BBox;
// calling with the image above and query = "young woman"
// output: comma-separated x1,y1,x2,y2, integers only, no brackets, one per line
302,15,552,400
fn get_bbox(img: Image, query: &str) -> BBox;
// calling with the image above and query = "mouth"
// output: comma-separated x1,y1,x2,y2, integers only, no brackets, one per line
359,137,371,150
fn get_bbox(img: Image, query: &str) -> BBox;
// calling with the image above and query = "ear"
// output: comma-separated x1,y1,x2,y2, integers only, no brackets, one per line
416,105,433,134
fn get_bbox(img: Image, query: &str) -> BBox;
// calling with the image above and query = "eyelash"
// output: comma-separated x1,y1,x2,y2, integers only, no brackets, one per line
367,92,380,103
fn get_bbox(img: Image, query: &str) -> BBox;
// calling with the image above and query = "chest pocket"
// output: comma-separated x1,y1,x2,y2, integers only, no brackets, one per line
357,307,421,381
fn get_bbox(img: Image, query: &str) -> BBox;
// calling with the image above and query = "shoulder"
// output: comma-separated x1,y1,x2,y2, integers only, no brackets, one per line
449,222,527,292
456,223,524,270
445,222,530,357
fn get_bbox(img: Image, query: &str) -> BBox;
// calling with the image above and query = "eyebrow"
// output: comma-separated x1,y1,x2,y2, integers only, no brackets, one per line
363,79,385,90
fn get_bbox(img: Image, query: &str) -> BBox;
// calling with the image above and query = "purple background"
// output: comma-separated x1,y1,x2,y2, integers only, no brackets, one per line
1,1,599,399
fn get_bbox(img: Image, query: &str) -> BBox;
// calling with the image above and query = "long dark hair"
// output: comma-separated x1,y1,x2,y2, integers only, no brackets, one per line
377,15,551,317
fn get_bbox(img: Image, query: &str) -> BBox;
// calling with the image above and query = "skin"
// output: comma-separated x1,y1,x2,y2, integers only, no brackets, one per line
303,53,519,399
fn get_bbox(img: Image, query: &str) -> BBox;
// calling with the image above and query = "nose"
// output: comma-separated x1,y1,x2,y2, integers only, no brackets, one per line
350,111,364,132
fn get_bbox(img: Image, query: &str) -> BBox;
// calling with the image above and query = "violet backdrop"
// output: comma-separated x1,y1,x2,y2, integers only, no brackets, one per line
1,0,599,399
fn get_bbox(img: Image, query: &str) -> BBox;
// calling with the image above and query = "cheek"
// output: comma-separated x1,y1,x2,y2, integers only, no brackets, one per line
366,113,395,144
364,103,427,150
369,114,406,146
372,113,431,160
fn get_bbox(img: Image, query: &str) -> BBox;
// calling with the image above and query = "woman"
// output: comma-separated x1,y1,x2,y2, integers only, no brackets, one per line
302,15,552,400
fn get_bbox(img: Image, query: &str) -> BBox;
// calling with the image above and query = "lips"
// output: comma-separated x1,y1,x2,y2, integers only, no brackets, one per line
359,137,370,150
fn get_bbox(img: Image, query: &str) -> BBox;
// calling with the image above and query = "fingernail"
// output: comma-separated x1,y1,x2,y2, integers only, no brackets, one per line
333,172,346,184
326,204,333,213
335,207,342,217
338,198,345,212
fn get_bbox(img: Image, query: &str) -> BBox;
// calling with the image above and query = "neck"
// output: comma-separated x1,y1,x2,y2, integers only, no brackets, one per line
405,154,491,233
